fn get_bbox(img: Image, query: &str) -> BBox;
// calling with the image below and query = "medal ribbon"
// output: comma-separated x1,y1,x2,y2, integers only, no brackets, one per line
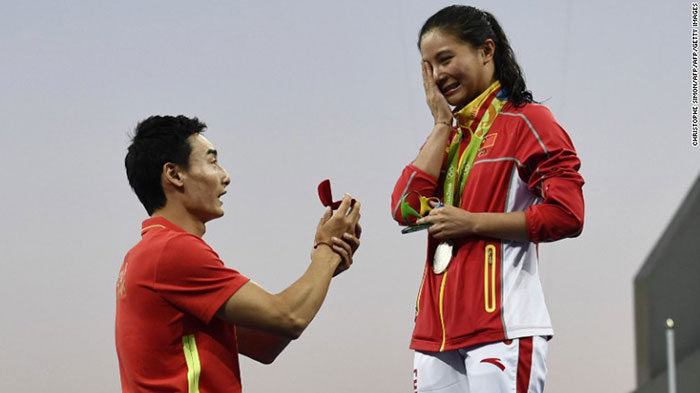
443,81,506,206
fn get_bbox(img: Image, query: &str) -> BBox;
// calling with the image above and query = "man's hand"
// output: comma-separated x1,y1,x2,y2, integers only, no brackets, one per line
330,223,361,276
314,194,362,275
315,194,361,244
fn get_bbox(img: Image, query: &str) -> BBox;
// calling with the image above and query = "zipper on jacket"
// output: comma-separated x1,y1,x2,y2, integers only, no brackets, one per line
484,245,497,313
438,271,449,351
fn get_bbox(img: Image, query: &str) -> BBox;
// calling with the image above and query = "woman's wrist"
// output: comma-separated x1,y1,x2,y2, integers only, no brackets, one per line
434,120,452,128
432,122,453,136
465,212,483,236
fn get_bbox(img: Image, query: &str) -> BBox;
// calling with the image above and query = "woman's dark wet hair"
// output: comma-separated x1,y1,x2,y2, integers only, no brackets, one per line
125,115,206,215
419,5,534,107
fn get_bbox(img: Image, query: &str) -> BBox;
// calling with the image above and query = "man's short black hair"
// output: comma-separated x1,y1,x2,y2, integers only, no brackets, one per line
125,115,207,215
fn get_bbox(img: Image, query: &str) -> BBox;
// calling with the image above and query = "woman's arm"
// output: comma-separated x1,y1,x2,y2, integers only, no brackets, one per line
417,204,529,242
417,106,584,243
390,62,455,225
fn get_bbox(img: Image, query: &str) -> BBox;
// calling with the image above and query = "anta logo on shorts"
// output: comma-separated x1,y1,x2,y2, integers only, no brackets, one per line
413,369,418,393
480,357,506,371
478,133,498,157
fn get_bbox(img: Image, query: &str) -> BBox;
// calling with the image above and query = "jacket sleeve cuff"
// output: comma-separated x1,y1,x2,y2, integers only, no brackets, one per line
525,202,584,243
391,164,439,225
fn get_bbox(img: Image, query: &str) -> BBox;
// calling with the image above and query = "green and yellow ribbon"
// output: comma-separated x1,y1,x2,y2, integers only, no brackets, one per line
443,81,506,207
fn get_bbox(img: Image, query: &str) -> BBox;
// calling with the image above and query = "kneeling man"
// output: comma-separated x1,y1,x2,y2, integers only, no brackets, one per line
116,115,361,392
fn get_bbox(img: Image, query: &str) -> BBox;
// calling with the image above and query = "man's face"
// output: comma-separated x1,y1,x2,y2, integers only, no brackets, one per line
180,134,231,223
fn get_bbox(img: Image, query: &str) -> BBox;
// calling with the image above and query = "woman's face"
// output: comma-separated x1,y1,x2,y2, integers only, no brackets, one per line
420,29,495,109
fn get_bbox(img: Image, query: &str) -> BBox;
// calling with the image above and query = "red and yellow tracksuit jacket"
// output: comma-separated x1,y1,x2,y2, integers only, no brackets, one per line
391,91,585,353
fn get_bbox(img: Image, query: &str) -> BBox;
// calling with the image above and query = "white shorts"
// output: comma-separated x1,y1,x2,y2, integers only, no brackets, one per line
413,336,548,393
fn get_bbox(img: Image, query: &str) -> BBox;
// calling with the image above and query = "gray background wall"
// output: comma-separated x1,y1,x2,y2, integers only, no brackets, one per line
0,1,697,392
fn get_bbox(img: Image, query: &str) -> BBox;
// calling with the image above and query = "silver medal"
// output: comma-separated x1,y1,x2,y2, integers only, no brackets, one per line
433,241,453,274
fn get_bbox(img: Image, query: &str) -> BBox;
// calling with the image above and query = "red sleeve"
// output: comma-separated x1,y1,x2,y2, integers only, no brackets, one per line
154,234,250,324
390,164,439,225
515,106,585,243
391,129,461,225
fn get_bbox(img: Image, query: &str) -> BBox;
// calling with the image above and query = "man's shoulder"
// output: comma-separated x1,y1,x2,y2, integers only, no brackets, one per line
128,228,207,265
155,230,214,261
142,226,205,247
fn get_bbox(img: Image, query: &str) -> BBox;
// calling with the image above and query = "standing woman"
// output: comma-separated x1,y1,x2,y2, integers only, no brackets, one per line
391,5,584,393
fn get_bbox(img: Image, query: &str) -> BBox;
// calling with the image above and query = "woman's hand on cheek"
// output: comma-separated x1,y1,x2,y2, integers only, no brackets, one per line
421,61,453,126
